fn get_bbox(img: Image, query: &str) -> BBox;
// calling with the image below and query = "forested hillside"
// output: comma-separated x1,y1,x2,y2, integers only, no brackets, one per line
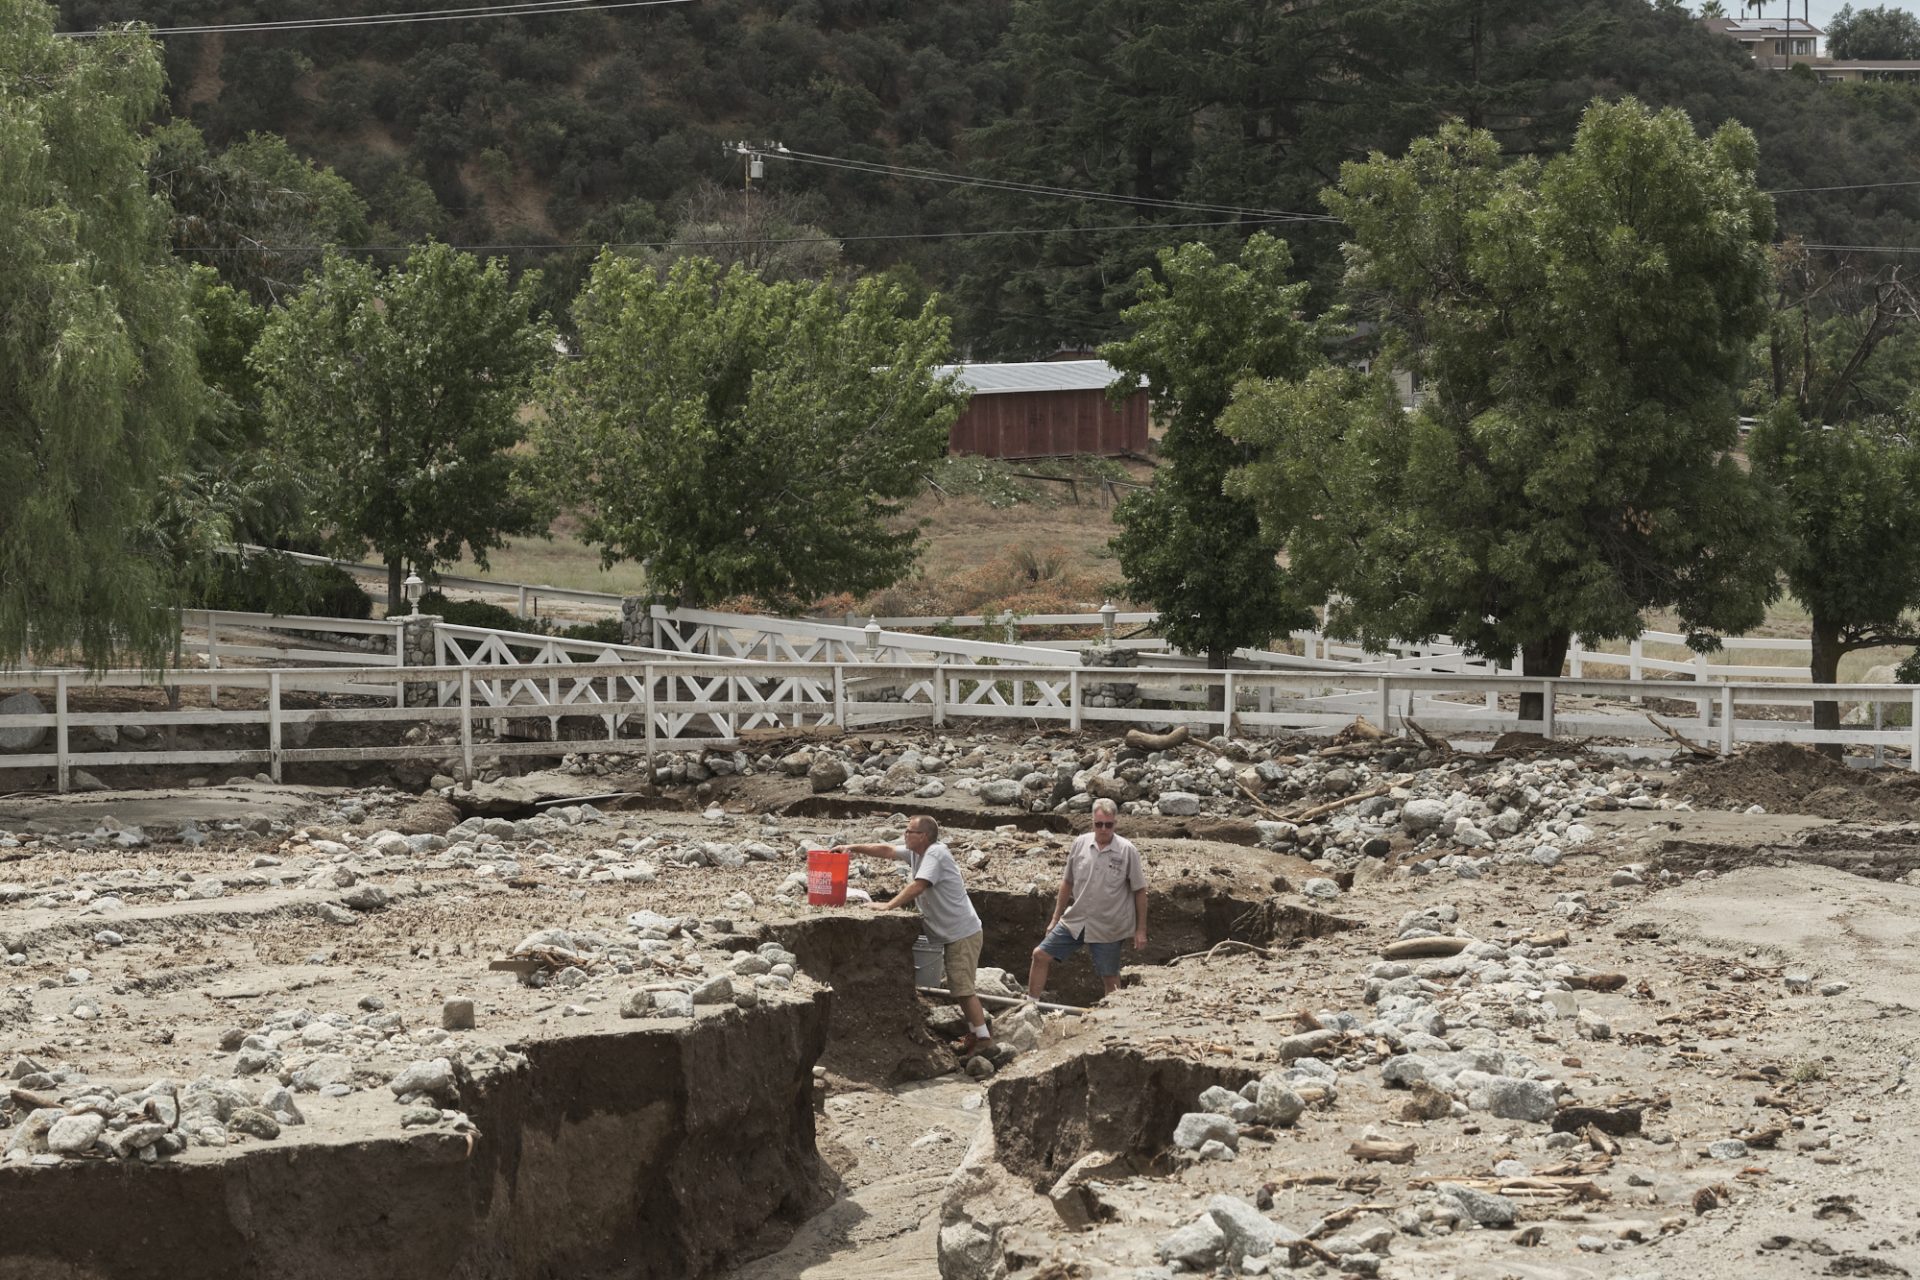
53,0,1920,354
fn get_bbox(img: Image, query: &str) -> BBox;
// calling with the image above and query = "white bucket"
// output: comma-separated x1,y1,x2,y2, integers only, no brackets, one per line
913,934,944,988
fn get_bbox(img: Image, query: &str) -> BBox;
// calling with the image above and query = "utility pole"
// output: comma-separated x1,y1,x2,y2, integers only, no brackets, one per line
724,141,785,269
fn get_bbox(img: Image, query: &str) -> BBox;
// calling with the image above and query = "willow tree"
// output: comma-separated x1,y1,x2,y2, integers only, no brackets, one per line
0,3,201,670
1227,100,1784,722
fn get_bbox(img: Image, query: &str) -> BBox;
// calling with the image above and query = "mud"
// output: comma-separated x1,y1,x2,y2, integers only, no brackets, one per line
1673,742,1920,822
0,995,830,1280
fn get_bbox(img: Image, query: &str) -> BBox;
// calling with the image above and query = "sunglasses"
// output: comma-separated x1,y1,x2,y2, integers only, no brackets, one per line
1093,821,1115,828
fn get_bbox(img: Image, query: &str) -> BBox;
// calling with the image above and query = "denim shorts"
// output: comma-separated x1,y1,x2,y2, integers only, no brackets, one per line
1038,922,1124,977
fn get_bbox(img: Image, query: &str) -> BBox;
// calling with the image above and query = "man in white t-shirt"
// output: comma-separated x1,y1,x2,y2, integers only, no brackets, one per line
837,815,993,1054
1028,798,1148,999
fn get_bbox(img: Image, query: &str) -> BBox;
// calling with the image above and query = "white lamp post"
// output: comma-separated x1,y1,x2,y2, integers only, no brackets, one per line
403,570,424,616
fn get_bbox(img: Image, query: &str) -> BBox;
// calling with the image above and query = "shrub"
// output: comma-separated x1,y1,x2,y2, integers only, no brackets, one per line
193,554,373,619
418,590,525,632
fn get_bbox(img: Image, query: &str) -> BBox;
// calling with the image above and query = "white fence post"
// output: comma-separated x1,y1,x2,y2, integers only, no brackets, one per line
1223,672,1236,735
1629,637,1643,700
54,672,69,794
933,662,946,728
207,611,219,708
1874,699,1886,769
1542,679,1556,738
1719,685,1735,756
833,665,846,729
460,668,474,788
269,673,282,783
1376,676,1390,730
1069,669,1081,732
644,663,656,769
1911,688,1919,773
1568,638,1583,679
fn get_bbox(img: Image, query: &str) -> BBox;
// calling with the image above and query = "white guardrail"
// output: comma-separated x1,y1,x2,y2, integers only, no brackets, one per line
1,660,1914,792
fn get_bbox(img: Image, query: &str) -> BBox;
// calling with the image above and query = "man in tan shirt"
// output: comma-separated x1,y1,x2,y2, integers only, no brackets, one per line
1027,798,1148,999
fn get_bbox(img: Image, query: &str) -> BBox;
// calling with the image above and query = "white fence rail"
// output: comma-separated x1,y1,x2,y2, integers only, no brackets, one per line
3,660,1915,792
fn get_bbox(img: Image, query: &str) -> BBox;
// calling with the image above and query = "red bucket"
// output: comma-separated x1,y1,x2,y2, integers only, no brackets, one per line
807,849,849,907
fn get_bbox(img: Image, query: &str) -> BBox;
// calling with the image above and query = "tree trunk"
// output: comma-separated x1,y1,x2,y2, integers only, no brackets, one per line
387,557,405,619
1809,614,1844,760
1517,631,1571,727
1208,646,1230,714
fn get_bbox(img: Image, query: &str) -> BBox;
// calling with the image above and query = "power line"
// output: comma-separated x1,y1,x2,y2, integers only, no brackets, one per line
1766,178,1920,195
170,214,1301,256
761,146,1340,223
1796,242,1920,254
58,0,694,39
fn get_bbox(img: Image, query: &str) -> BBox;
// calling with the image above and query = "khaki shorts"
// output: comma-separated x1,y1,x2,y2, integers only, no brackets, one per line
942,930,984,998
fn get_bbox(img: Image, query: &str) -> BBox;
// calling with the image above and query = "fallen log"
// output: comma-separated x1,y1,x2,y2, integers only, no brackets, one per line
1125,725,1190,752
1381,935,1472,960
1348,1139,1418,1164
1284,784,1391,824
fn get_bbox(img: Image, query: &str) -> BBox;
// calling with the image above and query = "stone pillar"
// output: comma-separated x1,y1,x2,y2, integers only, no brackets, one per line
621,597,654,648
1079,644,1141,710
398,614,442,707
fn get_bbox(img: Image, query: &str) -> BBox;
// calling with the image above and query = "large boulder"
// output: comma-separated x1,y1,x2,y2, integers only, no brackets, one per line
808,758,850,794
0,692,47,753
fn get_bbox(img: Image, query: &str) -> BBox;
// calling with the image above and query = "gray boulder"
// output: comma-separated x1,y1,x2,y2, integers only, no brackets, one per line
1156,1215,1227,1268
1401,797,1447,834
807,759,850,793
1466,1075,1557,1122
1156,791,1202,817
1172,1111,1238,1151
0,692,47,753
1207,1194,1300,1260
1436,1182,1518,1227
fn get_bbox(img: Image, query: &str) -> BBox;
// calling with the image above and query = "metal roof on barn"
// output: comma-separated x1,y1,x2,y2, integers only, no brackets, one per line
933,360,1146,396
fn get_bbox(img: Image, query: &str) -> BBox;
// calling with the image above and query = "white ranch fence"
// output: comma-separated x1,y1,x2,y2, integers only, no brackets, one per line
3,658,1915,793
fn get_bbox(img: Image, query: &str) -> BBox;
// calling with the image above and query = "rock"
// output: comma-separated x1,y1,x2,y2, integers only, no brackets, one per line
400,1105,443,1128
394,796,461,835
1253,1077,1306,1127
938,1219,1001,1280
228,1107,281,1140
807,759,850,793
1784,972,1813,994
1207,1194,1299,1260
1275,1029,1341,1061
1437,1182,1518,1227
71,770,110,793
620,990,654,1018
1302,877,1341,901
441,999,475,1031
1156,791,1201,818
1157,1215,1227,1268
1467,1075,1557,1122
45,1113,106,1155
1707,1138,1748,1160
778,751,814,777
0,692,48,752
388,1058,457,1102
1172,1111,1238,1151
112,1121,170,1157
691,975,734,1006
1401,798,1447,834
342,885,389,911
979,779,1021,805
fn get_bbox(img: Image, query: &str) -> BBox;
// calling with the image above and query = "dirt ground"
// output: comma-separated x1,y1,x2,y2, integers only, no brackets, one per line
5,734,1920,1278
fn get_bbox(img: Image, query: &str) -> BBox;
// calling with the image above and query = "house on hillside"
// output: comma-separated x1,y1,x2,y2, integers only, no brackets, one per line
935,360,1149,459
1703,13,1920,82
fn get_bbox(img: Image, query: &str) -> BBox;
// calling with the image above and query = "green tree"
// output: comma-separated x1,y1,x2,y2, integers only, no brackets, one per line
252,243,555,613
539,256,963,608
1226,101,1783,722
1747,260,1920,744
1,1,201,670
1102,235,1322,685
151,123,372,305
1826,4,1920,59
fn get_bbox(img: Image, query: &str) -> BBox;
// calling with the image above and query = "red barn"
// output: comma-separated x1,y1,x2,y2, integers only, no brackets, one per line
936,360,1149,459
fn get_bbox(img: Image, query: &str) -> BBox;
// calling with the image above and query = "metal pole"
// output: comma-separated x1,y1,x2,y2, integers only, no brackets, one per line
914,986,1085,1015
